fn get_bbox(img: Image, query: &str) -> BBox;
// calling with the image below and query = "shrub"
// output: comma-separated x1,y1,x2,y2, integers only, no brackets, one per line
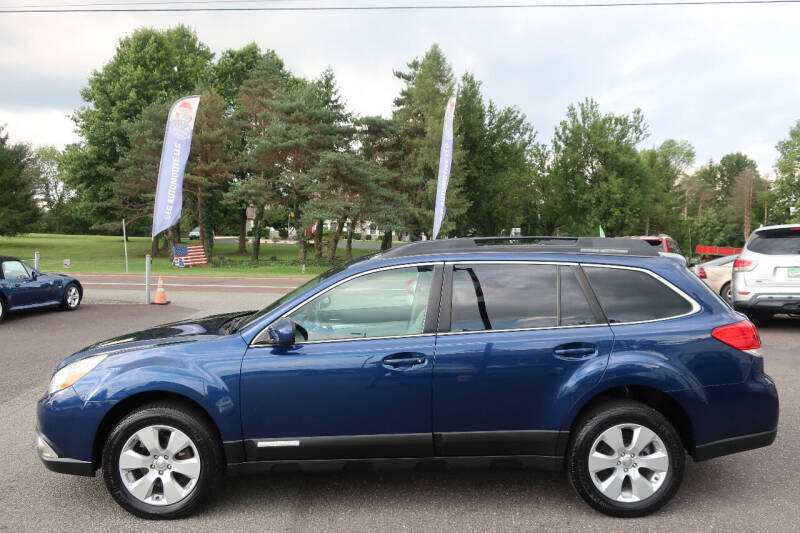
352,232,361,240
364,234,372,240
278,228,289,239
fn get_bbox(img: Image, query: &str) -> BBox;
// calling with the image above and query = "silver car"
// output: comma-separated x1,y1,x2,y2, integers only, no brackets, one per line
732,223,800,319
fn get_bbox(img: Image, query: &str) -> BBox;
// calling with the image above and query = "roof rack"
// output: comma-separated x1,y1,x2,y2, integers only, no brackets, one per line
377,236,661,259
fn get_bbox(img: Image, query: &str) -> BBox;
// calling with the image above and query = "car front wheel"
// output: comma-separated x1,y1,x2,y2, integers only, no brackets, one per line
102,401,223,519
62,283,81,310
567,399,685,517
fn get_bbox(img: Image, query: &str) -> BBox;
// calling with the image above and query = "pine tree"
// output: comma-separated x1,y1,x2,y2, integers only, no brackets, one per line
0,127,39,236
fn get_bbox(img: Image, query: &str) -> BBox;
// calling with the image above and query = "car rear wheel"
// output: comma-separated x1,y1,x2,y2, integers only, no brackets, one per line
0,297,5,322
720,282,732,305
61,283,81,311
567,399,685,517
102,401,223,519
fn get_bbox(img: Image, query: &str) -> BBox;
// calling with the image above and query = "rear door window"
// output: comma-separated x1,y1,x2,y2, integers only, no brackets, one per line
449,263,601,332
747,230,800,255
583,266,694,323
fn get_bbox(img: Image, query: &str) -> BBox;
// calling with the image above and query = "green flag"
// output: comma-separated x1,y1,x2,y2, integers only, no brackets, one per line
599,225,605,238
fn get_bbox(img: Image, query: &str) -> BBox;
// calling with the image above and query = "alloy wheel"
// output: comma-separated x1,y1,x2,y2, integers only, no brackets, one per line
587,423,669,502
118,425,201,506
66,286,80,308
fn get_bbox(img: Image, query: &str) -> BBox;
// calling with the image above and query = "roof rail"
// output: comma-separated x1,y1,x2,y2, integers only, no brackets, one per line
377,236,661,259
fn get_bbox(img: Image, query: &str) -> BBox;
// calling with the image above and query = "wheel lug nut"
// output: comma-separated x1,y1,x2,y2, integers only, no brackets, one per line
624,468,628,472
167,465,172,469
150,464,154,469
164,455,168,459
633,463,637,467
616,461,621,465
158,470,163,475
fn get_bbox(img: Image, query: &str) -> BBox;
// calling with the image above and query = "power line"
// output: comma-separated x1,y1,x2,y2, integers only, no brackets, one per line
2,0,800,14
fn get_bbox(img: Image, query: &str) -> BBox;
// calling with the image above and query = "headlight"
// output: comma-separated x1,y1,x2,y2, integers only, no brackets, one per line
47,354,108,394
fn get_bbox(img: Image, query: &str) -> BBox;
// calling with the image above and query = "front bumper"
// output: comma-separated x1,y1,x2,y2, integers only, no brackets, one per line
36,431,94,477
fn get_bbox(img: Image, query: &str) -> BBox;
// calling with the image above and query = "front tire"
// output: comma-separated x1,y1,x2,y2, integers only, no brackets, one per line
567,399,685,517
0,296,5,322
102,401,223,519
720,282,732,306
61,283,81,310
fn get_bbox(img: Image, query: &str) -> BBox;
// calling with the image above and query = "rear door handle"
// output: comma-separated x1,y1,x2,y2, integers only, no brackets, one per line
382,353,426,368
553,343,597,358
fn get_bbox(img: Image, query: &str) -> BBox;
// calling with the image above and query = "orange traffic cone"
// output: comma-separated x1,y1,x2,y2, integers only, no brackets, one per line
153,275,170,305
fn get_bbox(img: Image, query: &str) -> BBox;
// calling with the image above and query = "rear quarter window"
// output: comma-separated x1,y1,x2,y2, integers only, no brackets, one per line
583,266,694,323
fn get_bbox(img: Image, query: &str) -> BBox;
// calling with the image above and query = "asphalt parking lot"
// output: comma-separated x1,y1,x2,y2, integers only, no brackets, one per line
1,293,799,531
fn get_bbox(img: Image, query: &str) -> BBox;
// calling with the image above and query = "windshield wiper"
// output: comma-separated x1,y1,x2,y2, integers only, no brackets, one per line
225,313,254,334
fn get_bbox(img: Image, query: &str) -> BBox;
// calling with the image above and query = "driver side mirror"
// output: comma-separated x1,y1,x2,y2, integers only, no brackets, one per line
265,317,296,346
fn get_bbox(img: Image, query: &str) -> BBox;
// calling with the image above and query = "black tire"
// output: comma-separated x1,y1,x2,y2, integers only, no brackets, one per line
102,401,224,520
567,399,685,518
61,283,81,311
720,282,732,306
0,296,5,322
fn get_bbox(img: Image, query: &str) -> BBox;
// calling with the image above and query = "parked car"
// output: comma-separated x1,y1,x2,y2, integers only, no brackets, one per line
732,224,800,320
694,254,738,304
0,256,82,321
621,234,683,255
188,227,200,240
37,237,777,519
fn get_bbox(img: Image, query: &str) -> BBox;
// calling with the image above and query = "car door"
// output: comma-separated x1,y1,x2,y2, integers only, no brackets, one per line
2,260,40,308
240,263,443,461
432,261,614,457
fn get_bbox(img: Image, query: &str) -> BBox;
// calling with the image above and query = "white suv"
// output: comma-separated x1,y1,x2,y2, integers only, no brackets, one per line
732,223,800,319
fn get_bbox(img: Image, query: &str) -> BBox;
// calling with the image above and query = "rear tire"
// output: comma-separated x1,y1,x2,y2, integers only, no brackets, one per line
0,296,5,322
720,282,732,306
567,399,685,518
102,401,223,519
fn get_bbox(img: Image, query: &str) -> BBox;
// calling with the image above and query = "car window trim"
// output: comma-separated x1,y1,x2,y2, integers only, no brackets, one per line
580,263,702,325
251,262,444,347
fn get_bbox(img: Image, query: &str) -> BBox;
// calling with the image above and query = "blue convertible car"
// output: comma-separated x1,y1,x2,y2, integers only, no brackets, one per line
0,255,83,321
36,238,778,519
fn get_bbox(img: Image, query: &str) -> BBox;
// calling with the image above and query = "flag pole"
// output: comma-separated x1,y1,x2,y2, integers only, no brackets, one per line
122,218,129,273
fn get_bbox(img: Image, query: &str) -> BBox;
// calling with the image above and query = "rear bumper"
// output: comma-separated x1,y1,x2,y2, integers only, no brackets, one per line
694,429,777,461
733,294,800,314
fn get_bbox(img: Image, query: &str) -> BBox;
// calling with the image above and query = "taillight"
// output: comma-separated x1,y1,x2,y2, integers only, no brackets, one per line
712,320,761,355
698,267,707,279
733,259,757,272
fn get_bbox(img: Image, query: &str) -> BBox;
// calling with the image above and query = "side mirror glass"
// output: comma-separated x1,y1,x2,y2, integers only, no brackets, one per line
266,317,296,346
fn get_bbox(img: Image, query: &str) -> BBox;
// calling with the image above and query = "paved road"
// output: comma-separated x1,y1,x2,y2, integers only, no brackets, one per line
74,272,306,293
1,302,798,531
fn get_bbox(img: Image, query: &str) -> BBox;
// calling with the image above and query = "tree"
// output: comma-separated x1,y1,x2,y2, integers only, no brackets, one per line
113,100,172,256
639,140,695,235
26,146,71,233
393,44,469,238
0,127,39,236
773,120,800,222
67,26,213,224
226,61,288,261
184,89,238,261
548,99,648,236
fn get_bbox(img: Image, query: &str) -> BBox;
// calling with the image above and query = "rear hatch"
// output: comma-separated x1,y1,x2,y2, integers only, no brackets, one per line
743,227,800,287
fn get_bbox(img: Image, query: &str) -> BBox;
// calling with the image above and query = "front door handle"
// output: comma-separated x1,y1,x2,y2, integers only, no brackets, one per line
382,353,426,368
553,343,597,358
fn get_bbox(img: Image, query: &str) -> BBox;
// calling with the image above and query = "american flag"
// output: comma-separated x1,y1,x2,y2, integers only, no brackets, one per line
173,244,208,267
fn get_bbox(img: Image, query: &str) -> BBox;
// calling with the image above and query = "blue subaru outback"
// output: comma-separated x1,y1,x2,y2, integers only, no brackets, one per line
37,237,778,519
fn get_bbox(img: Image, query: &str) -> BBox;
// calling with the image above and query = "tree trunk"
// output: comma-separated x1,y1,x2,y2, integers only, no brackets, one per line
645,216,650,236
151,236,160,258
167,226,176,263
345,219,355,260
313,219,323,259
237,208,248,255
327,219,345,261
697,194,704,225
251,205,264,261
381,230,392,251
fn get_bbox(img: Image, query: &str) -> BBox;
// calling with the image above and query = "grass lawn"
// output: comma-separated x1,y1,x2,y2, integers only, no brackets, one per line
0,233,376,276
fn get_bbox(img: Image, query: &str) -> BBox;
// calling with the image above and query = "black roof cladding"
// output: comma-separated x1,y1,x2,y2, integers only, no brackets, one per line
377,236,662,259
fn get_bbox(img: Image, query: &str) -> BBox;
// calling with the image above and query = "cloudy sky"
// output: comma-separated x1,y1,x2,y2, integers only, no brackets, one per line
2,1,799,174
